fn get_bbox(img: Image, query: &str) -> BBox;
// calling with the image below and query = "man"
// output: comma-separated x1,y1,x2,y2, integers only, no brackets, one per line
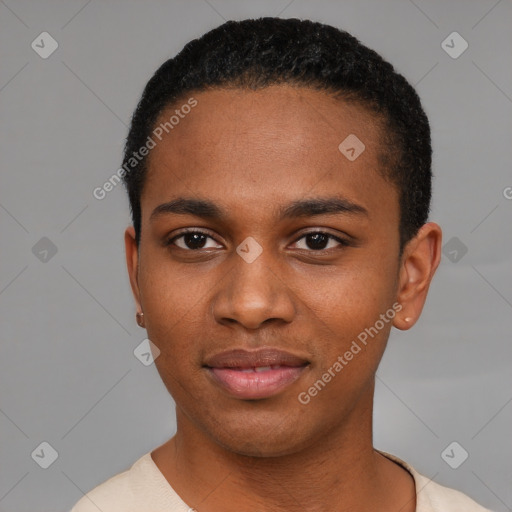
71,17,490,512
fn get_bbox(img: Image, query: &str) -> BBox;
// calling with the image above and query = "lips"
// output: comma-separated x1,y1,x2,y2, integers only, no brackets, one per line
204,348,309,400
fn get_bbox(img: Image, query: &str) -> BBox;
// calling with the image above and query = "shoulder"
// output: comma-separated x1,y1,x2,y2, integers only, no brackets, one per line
413,471,492,511
69,460,137,512
69,452,188,512
379,451,492,512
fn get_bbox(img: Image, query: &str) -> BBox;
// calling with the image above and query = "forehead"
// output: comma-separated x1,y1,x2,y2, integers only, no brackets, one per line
142,85,395,223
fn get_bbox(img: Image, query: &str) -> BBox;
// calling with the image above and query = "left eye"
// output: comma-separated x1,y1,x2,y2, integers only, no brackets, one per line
292,232,347,251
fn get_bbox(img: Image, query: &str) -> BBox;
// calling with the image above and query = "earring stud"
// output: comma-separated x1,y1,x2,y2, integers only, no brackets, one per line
136,311,145,328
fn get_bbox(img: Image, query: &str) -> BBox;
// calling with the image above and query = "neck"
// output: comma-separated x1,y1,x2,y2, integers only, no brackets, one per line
152,388,416,512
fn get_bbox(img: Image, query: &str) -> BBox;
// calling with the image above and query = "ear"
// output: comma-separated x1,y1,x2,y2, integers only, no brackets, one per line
393,222,442,330
125,226,142,313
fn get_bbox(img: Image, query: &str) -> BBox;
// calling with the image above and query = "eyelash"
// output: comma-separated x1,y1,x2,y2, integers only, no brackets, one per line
165,229,350,252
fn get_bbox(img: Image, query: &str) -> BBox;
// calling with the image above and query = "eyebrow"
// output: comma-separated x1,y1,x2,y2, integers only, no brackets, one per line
150,196,368,222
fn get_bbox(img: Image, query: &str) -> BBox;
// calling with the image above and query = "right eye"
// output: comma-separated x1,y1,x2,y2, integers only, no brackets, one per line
166,229,223,251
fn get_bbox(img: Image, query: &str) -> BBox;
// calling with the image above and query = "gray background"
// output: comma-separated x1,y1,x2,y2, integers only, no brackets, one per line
1,0,511,511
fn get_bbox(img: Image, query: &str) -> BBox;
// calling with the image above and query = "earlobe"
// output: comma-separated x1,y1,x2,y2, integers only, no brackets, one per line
393,222,442,331
124,226,142,313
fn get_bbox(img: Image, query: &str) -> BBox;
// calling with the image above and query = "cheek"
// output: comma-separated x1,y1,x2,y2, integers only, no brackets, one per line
293,257,398,390
138,248,214,324
298,257,398,331
296,275,394,415
137,261,201,368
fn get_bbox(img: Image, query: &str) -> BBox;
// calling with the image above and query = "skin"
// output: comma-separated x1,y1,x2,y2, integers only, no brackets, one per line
125,85,442,512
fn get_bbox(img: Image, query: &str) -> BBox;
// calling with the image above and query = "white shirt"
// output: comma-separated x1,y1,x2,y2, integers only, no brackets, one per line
70,450,492,511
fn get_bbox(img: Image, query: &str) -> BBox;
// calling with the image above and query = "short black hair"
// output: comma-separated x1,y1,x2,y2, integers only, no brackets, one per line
122,17,432,250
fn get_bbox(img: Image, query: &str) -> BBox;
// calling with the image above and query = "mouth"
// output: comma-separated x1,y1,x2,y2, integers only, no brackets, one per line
204,348,309,400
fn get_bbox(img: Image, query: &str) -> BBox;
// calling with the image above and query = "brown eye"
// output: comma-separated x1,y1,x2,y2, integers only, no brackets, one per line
293,232,348,251
167,230,222,250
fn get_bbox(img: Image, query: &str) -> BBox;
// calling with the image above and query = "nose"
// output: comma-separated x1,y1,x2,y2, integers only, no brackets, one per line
212,248,296,331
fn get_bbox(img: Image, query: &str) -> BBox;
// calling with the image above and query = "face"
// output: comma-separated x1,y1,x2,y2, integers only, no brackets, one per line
126,85,416,457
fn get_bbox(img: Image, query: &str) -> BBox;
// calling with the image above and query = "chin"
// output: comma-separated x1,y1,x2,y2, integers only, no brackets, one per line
199,407,317,458
215,431,308,458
